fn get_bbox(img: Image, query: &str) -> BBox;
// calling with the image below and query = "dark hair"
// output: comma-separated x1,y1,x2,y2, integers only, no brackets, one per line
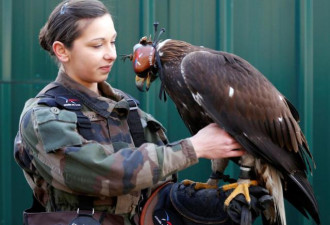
39,0,109,55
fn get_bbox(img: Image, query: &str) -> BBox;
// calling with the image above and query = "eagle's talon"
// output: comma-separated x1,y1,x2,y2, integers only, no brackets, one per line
181,179,194,186
182,179,218,190
222,180,258,207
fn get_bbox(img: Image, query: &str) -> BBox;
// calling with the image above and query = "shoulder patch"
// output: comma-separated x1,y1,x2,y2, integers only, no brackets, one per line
55,96,82,111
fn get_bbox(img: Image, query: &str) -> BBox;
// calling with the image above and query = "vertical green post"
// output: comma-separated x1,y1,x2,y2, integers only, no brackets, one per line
1,0,12,224
298,0,314,166
1,0,11,82
0,86,12,225
217,0,233,52
297,0,314,224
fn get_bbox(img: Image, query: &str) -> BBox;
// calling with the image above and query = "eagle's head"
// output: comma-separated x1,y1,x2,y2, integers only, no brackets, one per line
131,36,159,91
122,23,166,92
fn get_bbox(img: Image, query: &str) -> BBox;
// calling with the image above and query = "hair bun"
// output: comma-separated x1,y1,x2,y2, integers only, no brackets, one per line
39,23,53,54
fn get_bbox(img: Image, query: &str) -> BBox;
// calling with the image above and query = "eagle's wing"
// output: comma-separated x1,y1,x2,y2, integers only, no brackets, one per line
180,50,319,223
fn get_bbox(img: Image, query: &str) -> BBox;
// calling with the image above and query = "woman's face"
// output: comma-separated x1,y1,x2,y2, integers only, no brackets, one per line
63,14,117,89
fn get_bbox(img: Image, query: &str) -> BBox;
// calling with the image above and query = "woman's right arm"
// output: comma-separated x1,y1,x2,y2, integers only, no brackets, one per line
17,104,198,197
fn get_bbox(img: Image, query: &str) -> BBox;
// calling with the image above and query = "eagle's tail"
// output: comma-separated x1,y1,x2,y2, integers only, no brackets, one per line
255,159,320,225
285,172,320,224
255,159,286,225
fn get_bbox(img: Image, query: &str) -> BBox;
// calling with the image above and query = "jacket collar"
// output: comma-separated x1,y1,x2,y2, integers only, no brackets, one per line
54,69,130,118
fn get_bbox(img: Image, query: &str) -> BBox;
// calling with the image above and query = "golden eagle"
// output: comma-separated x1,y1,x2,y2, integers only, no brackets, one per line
124,26,320,225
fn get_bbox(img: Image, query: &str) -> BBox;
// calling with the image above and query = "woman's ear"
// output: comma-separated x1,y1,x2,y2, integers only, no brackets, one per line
52,41,70,62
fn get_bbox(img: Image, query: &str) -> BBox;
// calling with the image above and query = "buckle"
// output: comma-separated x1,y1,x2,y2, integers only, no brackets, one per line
77,207,95,216
69,208,100,225
127,99,138,111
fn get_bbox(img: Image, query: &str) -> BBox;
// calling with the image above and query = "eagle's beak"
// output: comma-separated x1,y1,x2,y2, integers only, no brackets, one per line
135,75,145,92
135,73,153,91
146,73,152,91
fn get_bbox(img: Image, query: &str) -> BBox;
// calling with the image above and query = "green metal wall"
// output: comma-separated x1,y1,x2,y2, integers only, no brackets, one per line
1,0,329,224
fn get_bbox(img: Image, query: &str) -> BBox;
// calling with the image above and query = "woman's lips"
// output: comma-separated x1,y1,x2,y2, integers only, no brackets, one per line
99,65,112,73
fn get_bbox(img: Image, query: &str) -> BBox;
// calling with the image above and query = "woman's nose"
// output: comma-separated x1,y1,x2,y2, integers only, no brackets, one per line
104,46,117,61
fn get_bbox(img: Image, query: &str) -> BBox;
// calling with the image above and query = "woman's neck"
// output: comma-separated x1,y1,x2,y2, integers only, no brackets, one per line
61,66,100,95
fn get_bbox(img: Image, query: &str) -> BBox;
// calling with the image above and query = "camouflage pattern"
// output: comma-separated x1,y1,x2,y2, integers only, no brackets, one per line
14,70,198,224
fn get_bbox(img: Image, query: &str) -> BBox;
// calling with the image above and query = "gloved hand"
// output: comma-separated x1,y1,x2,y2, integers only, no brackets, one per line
223,185,274,225
142,181,273,225
171,181,273,225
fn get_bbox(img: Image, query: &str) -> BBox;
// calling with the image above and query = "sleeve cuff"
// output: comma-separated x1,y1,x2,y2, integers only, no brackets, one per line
180,139,198,164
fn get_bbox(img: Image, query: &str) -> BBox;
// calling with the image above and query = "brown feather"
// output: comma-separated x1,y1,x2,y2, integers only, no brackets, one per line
274,118,284,148
289,117,303,149
157,40,194,64
280,115,291,151
284,116,297,151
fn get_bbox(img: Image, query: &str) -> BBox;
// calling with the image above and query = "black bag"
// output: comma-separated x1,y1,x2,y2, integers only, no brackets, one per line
24,210,101,225
23,195,124,225
23,209,124,225
68,209,101,225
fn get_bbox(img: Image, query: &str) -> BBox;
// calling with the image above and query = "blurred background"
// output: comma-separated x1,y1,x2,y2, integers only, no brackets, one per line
1,0,329,224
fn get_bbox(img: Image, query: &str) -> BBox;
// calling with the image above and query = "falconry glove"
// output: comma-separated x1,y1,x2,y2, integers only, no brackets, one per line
139,181,274,225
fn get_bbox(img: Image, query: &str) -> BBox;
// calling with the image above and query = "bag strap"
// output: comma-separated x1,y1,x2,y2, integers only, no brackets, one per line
75,111,94,140
125,98,146,147
112,88,147,148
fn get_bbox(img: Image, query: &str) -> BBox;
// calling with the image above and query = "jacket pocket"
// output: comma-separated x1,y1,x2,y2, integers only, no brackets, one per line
34,107,82,152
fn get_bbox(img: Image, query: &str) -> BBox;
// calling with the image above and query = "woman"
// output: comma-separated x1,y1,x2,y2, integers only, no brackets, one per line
14,0,245,224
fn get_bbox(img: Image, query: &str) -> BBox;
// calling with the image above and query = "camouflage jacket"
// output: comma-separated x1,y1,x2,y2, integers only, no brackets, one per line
14,70,198,224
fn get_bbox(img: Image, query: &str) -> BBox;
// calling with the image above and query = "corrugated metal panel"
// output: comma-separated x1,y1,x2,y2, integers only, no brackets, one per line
1,0,14,224
1,0,329,224
313,1,330,225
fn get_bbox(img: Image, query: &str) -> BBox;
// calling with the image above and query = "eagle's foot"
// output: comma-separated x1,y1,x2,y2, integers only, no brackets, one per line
182,179,218,190
222,179,258,207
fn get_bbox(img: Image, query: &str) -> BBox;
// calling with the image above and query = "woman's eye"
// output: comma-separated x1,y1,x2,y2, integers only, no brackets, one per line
93,44,102,48
111,40,116,45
